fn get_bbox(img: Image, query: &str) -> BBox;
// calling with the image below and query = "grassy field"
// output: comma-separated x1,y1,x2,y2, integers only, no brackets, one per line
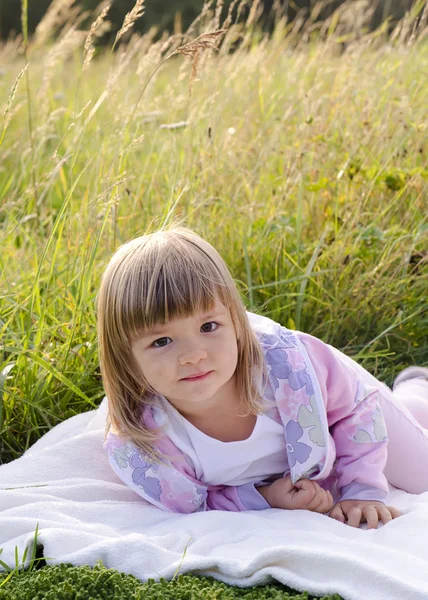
0,0,427,596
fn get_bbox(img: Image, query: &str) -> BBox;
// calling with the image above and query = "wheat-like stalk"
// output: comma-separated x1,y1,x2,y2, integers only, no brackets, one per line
173,28,227,57
0,63,29,147
3,64,28,124
172,29,227,94
113,0,145,51
83,1,112,72
130,28,227,119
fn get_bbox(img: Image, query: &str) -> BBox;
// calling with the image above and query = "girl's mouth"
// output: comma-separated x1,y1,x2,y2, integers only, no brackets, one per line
181,371,212,381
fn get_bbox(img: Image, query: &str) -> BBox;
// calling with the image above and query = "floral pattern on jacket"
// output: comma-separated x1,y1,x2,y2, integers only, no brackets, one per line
103,311,389,513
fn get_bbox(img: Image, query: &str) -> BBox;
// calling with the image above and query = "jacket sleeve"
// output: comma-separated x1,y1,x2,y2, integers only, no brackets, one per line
103,434,271,513
297,331,389,504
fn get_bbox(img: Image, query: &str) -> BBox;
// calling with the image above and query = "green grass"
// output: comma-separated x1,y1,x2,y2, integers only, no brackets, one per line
0,525,343,599
0,563,343,600
0,0,427,596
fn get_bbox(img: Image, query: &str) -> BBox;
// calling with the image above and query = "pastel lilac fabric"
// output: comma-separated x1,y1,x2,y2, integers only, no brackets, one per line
103,311,390,513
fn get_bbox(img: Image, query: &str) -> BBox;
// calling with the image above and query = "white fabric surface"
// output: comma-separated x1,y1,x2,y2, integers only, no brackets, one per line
155,395,288,485
1,396,428,600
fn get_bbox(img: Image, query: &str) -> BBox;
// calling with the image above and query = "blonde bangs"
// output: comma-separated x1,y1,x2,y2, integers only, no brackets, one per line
97,224,273,465
119,235,235,343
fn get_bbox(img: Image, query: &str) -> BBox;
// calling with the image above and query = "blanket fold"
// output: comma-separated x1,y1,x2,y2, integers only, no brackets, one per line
1,398,427,600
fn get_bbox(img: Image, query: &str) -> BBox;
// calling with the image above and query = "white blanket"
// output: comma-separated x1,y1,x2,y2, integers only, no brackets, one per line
1,397,427,600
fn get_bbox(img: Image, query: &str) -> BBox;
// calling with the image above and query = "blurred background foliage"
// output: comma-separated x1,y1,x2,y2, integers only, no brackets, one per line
0,0,417,43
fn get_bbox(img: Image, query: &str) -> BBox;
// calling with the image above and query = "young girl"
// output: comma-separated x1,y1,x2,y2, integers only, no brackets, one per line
97,224,428,529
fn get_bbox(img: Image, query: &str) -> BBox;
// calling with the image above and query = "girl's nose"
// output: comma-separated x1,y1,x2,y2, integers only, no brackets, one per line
179,347,208,365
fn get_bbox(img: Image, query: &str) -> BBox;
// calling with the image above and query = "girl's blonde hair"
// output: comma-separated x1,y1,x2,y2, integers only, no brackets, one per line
96,222,272,464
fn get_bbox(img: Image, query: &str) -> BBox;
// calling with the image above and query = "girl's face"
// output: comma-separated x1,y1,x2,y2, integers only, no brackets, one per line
130,299,239,418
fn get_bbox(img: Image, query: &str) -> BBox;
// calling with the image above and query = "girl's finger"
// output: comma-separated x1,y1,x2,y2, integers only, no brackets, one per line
329,503,345,522
377,506,395,525
317,490,333,513
386,505,402,519
294,479,316,494
294,479,317,503
306,491,327,513
362,505,379,529
346,506,363,528
303,485,327,512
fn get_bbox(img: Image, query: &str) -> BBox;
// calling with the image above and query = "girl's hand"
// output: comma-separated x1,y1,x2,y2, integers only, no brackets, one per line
329,500,402,529
258,475,333,513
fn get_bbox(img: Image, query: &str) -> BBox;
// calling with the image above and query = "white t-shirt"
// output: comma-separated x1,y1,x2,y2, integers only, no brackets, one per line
152,396,289,486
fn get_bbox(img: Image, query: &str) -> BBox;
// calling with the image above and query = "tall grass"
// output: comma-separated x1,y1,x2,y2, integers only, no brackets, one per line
0,0,427,465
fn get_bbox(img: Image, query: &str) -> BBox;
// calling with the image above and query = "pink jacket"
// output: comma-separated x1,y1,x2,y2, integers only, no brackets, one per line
103,311,389,513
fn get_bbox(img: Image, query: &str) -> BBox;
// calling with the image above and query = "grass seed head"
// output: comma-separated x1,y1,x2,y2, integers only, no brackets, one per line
114,0,145,50
172,29,227,94
83,1,112,72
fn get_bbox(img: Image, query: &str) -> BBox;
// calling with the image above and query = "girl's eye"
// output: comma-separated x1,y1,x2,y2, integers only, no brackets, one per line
151,322,219,348
152,337,171,348
201,321,219,333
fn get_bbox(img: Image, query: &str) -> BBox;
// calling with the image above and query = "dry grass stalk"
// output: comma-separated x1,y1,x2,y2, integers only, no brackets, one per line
137,39,163,78
85,37,142,129
159,33,185,57
408,0,428,45
83,1,112,71
236,0,250,24
0,35,23,62
113,0,145,51
223,0,242,29
417,0,428,40
391,9,412,45
131,28,227,120
34,0,76,46
271,0,285,22
185,0,216,37
62,6,92,35
242,0,263,46
306,0,338,26
119,134,145,156
107,39,142,91
1,63,29,144
134,27,162,76
213,0,225,30
245,0,262,28
172,29,227,94
69,100,92,127
136,31,183,78
38,28,87,110
3,63,29,123
173,28,227,56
